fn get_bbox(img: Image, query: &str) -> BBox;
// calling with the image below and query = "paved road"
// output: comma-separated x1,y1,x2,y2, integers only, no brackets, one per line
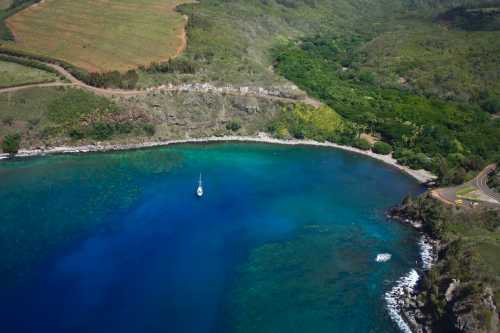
433,164,500,206
472,164,500,202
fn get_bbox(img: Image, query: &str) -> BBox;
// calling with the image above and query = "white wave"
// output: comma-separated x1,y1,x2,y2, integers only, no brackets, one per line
386,235,437,332
375,253,392,262
385,269,420,333
418,236,435,271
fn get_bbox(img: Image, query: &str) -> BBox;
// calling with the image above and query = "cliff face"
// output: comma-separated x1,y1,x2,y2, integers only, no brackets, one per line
116,90,287,139
389,194,500,333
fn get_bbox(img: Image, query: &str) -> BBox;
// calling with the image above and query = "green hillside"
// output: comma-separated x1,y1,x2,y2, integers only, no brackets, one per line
138,0,410,86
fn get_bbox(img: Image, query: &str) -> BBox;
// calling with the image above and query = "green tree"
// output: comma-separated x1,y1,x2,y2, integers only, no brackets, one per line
2,134,21,154
226,120,241,132
372,141,392,155
482,96,500,114
143,123,156,136
353,138,371,150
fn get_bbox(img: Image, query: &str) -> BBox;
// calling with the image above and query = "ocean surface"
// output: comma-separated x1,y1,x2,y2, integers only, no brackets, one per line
0,143,423,332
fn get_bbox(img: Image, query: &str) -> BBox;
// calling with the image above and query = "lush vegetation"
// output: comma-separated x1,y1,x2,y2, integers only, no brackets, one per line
394,195,500,331
437,5,500,31
1,133,20,153
273,34,500,184
226,119,241,132
269,104,346,141
372,141,393,155
353,138,372,151
0,87,156,147
361,17,500,103
487,167,500,193
44,89,155,141
138,0,410,86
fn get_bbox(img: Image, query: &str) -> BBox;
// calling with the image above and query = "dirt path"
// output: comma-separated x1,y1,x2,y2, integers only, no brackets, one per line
0,62,318,107
0,82,73,93
174,15,189,58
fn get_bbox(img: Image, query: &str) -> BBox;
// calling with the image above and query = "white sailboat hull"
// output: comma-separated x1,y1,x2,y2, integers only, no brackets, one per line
196,186,203,197
196,173,204,197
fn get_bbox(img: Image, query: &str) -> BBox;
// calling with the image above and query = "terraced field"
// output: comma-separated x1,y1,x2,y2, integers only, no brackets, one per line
5,0,193,72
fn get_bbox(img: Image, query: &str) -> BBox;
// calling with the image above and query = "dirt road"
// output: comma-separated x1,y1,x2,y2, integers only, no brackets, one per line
0,62,317,106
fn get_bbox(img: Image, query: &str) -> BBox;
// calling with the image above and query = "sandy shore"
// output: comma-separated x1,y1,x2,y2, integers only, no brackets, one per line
0,135,437,184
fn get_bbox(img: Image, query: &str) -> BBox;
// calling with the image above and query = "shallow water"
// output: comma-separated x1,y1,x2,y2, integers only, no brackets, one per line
0,143,423,332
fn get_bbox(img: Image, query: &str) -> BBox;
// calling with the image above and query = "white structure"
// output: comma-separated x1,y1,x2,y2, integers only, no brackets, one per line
196,174,204,198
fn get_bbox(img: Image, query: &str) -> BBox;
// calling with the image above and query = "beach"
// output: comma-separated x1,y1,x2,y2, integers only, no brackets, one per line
0,134,437,184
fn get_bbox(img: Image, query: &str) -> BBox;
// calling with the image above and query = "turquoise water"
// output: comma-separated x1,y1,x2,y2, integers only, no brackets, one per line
0,143,423,332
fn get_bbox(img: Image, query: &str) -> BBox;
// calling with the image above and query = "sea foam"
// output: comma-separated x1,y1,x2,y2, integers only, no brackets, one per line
385,269,420,333
385,236,436,332
375,253,392,262
419,236,435,271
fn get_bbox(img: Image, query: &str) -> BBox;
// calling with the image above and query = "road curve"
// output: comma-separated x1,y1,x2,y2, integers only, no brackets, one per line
472,164,500,203
0,61,316,107
432,164,500,206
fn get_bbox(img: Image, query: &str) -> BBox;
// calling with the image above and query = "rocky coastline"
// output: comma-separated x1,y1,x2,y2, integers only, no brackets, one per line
387,197,499,333
387,204,440,333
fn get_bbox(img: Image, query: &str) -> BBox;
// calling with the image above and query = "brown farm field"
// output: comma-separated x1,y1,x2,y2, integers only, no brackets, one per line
3,0,193,72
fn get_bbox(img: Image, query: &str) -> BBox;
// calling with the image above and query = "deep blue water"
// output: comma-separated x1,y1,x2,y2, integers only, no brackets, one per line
0,143,423,332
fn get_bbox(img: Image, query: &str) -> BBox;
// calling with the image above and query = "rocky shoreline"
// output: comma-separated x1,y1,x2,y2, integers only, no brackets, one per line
387,206,440,333
0,134,437,184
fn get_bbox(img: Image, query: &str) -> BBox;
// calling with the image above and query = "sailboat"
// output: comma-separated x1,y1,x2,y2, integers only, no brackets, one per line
196,173,204,197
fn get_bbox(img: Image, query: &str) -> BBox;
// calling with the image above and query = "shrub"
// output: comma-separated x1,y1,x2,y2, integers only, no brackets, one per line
2,134,21,154
48,89,118,125
89,123,113,140
372,141,392,155
272,104,344,141
481,96,500,114
114,122,134,135
226,120,241,132
358,70,375,84
147,58,196,74
353,138,371,150
68,128,84,140
276,127,291,139
142,123,156,136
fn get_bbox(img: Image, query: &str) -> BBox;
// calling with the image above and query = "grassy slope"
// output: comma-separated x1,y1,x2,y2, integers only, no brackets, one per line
137,0,408,87
361,14,500,102
138,0,500,106
449,217,500,308
0,85,290,150
0,59,57,87
0,87,156,147
3,0,192,72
